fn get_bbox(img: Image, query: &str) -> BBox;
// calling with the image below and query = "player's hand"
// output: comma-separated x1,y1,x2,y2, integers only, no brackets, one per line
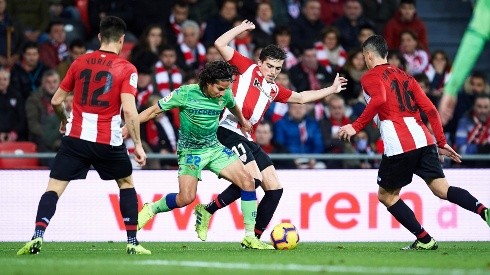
240,120,253,136
133,144,147,167
331,73,348,93
338,124,356,142
438,144,462,163
59,120,67,134
121,125,128,139
438,94,457,126
239,20,255,31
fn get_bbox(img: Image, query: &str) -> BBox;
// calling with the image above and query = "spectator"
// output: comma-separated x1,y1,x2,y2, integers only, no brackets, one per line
319,94,351,168
56,38,86,80
399,30,428,75
338,48,367,106
186,0,218,25
273,26,298,70
176,20,207,73
7,0,49,42
202,0,237,46
252,2,275,48
315,26,348,73
413,73,431,126
164,1,189,46
134,66,156,111
333,0,374,51
0,0,24,68
25,70,61,165
387,49,407,71
384,0,428,51
290,0,325,51
319,0,345,26
274,103,324,169
289,47,335,92
48,0,86,44
0,68,26,142
445,71,490,144
455,95,490,167
357,24,376,45
39,20,68,69
269,0,300,27
10,41,49,101
87,0,133,40
129,0,174,38
129,24,165,70
254,120,294,169
425,50,451,101
361,0,399,34
140,94,178,169
344,129,376,169
154,45,183,129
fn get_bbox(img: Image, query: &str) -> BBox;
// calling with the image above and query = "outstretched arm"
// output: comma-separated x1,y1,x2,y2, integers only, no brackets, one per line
215,20,255,61
287,73,347,104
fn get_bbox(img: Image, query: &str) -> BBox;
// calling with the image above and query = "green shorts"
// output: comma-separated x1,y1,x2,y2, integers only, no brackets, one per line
177,144,239,180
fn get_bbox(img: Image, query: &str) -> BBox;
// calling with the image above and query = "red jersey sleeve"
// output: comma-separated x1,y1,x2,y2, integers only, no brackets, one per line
410,80,447,147
352,73,387,132
229,50,255,74
120,63,138,96
59,59,77,92
274,84,293,103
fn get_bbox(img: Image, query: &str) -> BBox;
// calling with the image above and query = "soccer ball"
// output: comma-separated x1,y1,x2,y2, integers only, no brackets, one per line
270,222,300,250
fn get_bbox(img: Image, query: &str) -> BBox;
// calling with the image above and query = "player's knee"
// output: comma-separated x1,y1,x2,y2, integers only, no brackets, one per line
178,193,196,207
238,173,255,191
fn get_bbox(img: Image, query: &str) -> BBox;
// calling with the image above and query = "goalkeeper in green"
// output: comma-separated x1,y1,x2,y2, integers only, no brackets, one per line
127,61,274,249
439,0,490,125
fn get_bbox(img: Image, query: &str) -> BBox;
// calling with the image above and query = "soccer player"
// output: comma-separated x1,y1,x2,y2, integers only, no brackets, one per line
338,34,490,250
134,61,272,249
17,16,151,255
193,20,347,242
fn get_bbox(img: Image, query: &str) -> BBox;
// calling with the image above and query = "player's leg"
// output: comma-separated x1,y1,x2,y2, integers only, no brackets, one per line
203,129,261,216
377,149,437,250
416,145,489,227
18,137,90,255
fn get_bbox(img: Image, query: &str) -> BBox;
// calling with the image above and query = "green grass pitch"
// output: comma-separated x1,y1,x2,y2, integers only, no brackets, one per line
1,242,489,275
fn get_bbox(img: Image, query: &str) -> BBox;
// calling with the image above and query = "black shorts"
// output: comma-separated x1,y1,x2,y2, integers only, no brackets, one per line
217,127,273,171
50,136,132,181
377,145,445,190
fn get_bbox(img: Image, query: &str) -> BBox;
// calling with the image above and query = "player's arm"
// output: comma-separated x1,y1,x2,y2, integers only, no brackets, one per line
138,104,164,124
121,93,143,146
51,87,70,133
215,20,255,61
229,104,252,134
287,73,347,104
351,78,386,133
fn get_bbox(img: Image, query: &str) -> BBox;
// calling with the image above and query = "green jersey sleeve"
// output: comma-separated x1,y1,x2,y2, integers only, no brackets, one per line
224,88,236,109
157,88,188,111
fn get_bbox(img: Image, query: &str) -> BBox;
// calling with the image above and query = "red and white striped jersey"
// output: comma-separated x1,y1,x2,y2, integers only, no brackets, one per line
352,64,446,156
60,50,138,146
219,51,292,139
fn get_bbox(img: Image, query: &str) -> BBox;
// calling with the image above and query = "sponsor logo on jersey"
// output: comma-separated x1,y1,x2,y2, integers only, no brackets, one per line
129,73,138,88
163,92,173,102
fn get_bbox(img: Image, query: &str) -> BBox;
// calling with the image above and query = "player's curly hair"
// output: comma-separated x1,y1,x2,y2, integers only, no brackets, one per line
198,61,239,90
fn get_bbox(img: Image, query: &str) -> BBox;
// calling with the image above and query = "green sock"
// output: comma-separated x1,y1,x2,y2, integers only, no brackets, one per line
152,196,171,214
241,200,257,236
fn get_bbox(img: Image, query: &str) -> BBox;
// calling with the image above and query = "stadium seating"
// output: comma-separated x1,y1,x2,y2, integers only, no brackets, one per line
0,142,45,169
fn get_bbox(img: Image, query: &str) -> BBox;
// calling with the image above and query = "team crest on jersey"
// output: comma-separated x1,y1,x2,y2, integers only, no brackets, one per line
129,73,138,88
218,98,224,106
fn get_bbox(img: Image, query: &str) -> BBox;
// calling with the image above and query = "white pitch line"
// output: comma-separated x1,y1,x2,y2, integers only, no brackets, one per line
134,260,488,275
3,259,487,275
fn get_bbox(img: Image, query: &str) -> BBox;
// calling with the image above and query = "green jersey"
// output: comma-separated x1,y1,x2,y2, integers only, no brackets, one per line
157,84,236,149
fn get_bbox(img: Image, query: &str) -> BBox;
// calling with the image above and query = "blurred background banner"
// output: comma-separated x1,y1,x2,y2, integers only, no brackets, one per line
2,169,489,242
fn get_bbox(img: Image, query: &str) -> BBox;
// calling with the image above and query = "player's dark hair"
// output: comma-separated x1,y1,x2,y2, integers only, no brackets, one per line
99,16,126,43
259,44,287,62
362,34,388,59
198,61,239,90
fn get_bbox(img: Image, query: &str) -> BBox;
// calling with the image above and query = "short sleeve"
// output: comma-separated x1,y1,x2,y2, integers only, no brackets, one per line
274,84,293,103
158,87,186,111
120,63,138,96
224,88,236,109
229,50,255,74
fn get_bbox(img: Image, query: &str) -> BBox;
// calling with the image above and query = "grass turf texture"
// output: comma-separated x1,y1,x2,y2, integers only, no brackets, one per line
1,242,489,275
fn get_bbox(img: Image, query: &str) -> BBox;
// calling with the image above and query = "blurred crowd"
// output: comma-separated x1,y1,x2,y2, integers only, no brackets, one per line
0,0,488,169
